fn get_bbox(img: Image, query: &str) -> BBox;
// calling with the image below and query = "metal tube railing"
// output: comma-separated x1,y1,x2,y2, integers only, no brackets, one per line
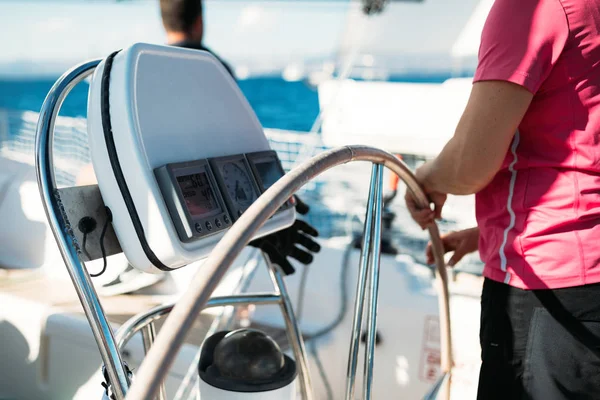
345,164,379,400
34,59,131,400
363,164,384,400
115,294,281,349
140,325,166,400
115,280,313,399
127,146,452,400
141,325,156,355
264,254,314,400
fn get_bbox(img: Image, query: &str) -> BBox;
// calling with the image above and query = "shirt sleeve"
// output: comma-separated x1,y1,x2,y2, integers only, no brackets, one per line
474,0,569,94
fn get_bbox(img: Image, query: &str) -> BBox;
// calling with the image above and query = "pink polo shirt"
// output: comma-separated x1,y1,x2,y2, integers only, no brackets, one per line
474,0,600,289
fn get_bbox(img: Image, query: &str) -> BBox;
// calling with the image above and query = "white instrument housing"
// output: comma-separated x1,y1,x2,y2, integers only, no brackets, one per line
199,379,296,400
87,43,295,273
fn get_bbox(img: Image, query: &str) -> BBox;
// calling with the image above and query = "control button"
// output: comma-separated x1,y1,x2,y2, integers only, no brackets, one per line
194,223,203,234
223,214,230,224
205,221,213,231
215,218,222,228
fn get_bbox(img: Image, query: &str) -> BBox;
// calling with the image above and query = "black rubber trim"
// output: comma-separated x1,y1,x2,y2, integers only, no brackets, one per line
100,50,172,271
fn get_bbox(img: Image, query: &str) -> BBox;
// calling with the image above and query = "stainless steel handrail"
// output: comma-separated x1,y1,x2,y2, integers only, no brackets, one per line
115,293,281,349
115,281,312,399
139,324,166,400
264,254,314,400
127,146,452,400
345,164,380,400
35,59,131,400
116,293,284,400
363,164,384,400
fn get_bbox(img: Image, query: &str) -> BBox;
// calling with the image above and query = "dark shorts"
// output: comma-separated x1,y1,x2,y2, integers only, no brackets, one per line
477,278,600,400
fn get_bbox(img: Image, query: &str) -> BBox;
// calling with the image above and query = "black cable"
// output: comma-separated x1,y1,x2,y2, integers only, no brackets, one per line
90,207,112,278
295,264,310,322
81,231,92,261
78,216,96,261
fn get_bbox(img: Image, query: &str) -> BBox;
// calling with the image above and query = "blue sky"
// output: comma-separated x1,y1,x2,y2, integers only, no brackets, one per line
0,0,483,76
0,0,350,75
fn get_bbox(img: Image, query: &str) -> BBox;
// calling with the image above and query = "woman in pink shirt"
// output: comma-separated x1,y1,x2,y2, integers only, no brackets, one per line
405,0,600,398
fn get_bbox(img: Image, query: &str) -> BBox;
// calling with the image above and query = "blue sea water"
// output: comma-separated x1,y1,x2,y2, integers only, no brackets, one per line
0,77,321,132
0,71,466,131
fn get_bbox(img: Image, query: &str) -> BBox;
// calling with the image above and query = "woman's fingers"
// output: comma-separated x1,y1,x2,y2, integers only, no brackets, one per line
405,191,435,229
404,190,419,213
425,234,457,265
413,209,436,229
448,246,466,267
429,192,447,220
425,229,480,267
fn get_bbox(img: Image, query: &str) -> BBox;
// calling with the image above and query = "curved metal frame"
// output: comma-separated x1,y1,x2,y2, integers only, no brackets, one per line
35,60,452,400
34,60,315,400
115,260,313,400
345,164,383,400
34,59,131,399
127,146,452,400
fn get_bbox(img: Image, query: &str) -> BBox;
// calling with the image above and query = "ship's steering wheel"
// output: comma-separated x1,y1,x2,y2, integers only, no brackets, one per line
123,146,452,400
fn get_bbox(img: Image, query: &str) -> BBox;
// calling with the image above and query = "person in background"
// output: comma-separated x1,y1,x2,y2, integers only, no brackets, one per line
159,0,234,77
405,0,600,399
77,0,234,187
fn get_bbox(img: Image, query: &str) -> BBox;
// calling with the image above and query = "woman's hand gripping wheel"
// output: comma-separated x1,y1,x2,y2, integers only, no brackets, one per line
404,189,446,230
249,196,321,275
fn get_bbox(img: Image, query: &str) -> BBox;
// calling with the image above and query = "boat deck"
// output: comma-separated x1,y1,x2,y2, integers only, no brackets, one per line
0,268,305,350
0,269,213,347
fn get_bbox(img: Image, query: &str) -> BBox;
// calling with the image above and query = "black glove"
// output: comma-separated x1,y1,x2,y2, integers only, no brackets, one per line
249,196,321,275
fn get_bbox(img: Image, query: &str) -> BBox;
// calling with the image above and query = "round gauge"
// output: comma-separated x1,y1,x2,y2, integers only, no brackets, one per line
221,161,256,208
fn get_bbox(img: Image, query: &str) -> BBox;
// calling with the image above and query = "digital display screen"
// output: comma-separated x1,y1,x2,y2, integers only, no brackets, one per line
255,160,284,190
176,172,219,217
